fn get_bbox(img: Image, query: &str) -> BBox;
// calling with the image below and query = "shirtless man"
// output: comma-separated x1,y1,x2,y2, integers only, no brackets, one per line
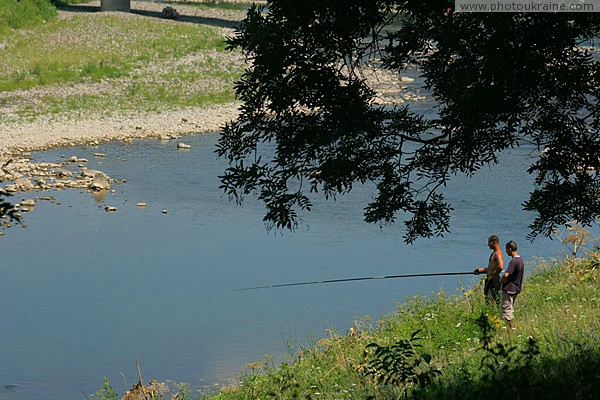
474,235,504,305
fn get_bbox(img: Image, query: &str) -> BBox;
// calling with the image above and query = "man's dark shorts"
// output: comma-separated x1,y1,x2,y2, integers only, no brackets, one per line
484,275,501,304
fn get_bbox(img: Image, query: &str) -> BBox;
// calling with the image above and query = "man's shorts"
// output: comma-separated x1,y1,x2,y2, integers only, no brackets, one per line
501,290,517,321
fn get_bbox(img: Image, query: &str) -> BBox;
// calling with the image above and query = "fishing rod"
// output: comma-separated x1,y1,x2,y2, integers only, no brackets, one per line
231,271,477,291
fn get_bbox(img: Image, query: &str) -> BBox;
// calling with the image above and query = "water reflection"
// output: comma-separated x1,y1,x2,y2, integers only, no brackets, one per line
91,189,109,202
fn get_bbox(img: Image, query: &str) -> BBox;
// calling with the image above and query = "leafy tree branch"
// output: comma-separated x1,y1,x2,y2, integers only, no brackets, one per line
217,0,600,242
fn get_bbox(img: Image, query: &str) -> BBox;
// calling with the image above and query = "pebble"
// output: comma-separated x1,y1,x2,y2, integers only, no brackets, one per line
20,199,35,207
136,203,147,207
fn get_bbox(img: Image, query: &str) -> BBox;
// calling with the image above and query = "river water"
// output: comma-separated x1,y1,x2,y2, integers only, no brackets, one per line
0,128,595,399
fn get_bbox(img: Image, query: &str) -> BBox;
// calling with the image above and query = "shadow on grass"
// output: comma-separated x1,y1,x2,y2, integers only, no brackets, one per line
415,347,600,400
55,2,240,29
132,8,240,29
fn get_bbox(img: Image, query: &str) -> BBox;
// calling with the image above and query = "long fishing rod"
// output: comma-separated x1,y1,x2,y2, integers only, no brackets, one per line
231,271,477,291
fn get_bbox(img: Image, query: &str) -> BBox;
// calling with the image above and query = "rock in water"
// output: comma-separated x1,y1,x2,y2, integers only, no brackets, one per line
177,143,192,149
90,173,110,191
20,199,35,207
81,168,105,178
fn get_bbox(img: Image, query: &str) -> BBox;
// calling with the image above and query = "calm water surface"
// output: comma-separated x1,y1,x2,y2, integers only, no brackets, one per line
0,131,595,399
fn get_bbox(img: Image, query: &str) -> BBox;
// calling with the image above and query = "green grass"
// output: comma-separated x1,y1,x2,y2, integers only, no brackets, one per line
0,12,243,121
0,0,57,34
0,14,229,92
7,53,240,121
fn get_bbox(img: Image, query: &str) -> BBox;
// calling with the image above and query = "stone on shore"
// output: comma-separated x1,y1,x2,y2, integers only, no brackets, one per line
54,169,72,178
14,178,35,191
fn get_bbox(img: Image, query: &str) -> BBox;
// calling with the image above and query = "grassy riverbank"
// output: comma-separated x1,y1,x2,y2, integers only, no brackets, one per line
198,250,600,400
89,247,600,400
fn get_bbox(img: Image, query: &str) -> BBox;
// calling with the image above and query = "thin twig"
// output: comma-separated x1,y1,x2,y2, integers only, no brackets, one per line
1,159,13,172
136,357,148,399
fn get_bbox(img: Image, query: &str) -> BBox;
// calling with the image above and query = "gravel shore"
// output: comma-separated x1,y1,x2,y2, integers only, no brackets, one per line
0,103,240,156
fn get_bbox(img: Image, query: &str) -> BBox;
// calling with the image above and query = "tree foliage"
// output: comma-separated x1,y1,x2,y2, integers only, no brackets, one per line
217,0,600,242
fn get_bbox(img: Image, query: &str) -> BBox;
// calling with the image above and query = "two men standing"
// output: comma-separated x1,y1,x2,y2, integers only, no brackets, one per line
474,236,524,330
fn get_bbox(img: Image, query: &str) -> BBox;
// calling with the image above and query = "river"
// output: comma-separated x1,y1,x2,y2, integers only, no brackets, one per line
0,128,596,399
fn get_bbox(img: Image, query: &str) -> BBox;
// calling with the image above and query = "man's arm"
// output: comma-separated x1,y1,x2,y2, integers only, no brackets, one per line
502,259,514,283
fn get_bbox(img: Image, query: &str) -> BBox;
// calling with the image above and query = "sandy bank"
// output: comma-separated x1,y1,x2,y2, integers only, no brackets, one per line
0,103,239,157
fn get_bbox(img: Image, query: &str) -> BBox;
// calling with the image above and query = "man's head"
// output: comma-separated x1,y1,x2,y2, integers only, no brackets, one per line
505,241,518,255
488,235,499,249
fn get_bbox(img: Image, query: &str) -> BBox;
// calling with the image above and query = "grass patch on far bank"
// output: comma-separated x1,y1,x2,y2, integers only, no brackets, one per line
7,51,241,121
0,14,229,92
0,0,57,34
0,12,243,122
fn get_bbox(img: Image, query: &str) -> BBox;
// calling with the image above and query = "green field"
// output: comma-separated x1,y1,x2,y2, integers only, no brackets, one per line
0,3,243,123
0,0,57,33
